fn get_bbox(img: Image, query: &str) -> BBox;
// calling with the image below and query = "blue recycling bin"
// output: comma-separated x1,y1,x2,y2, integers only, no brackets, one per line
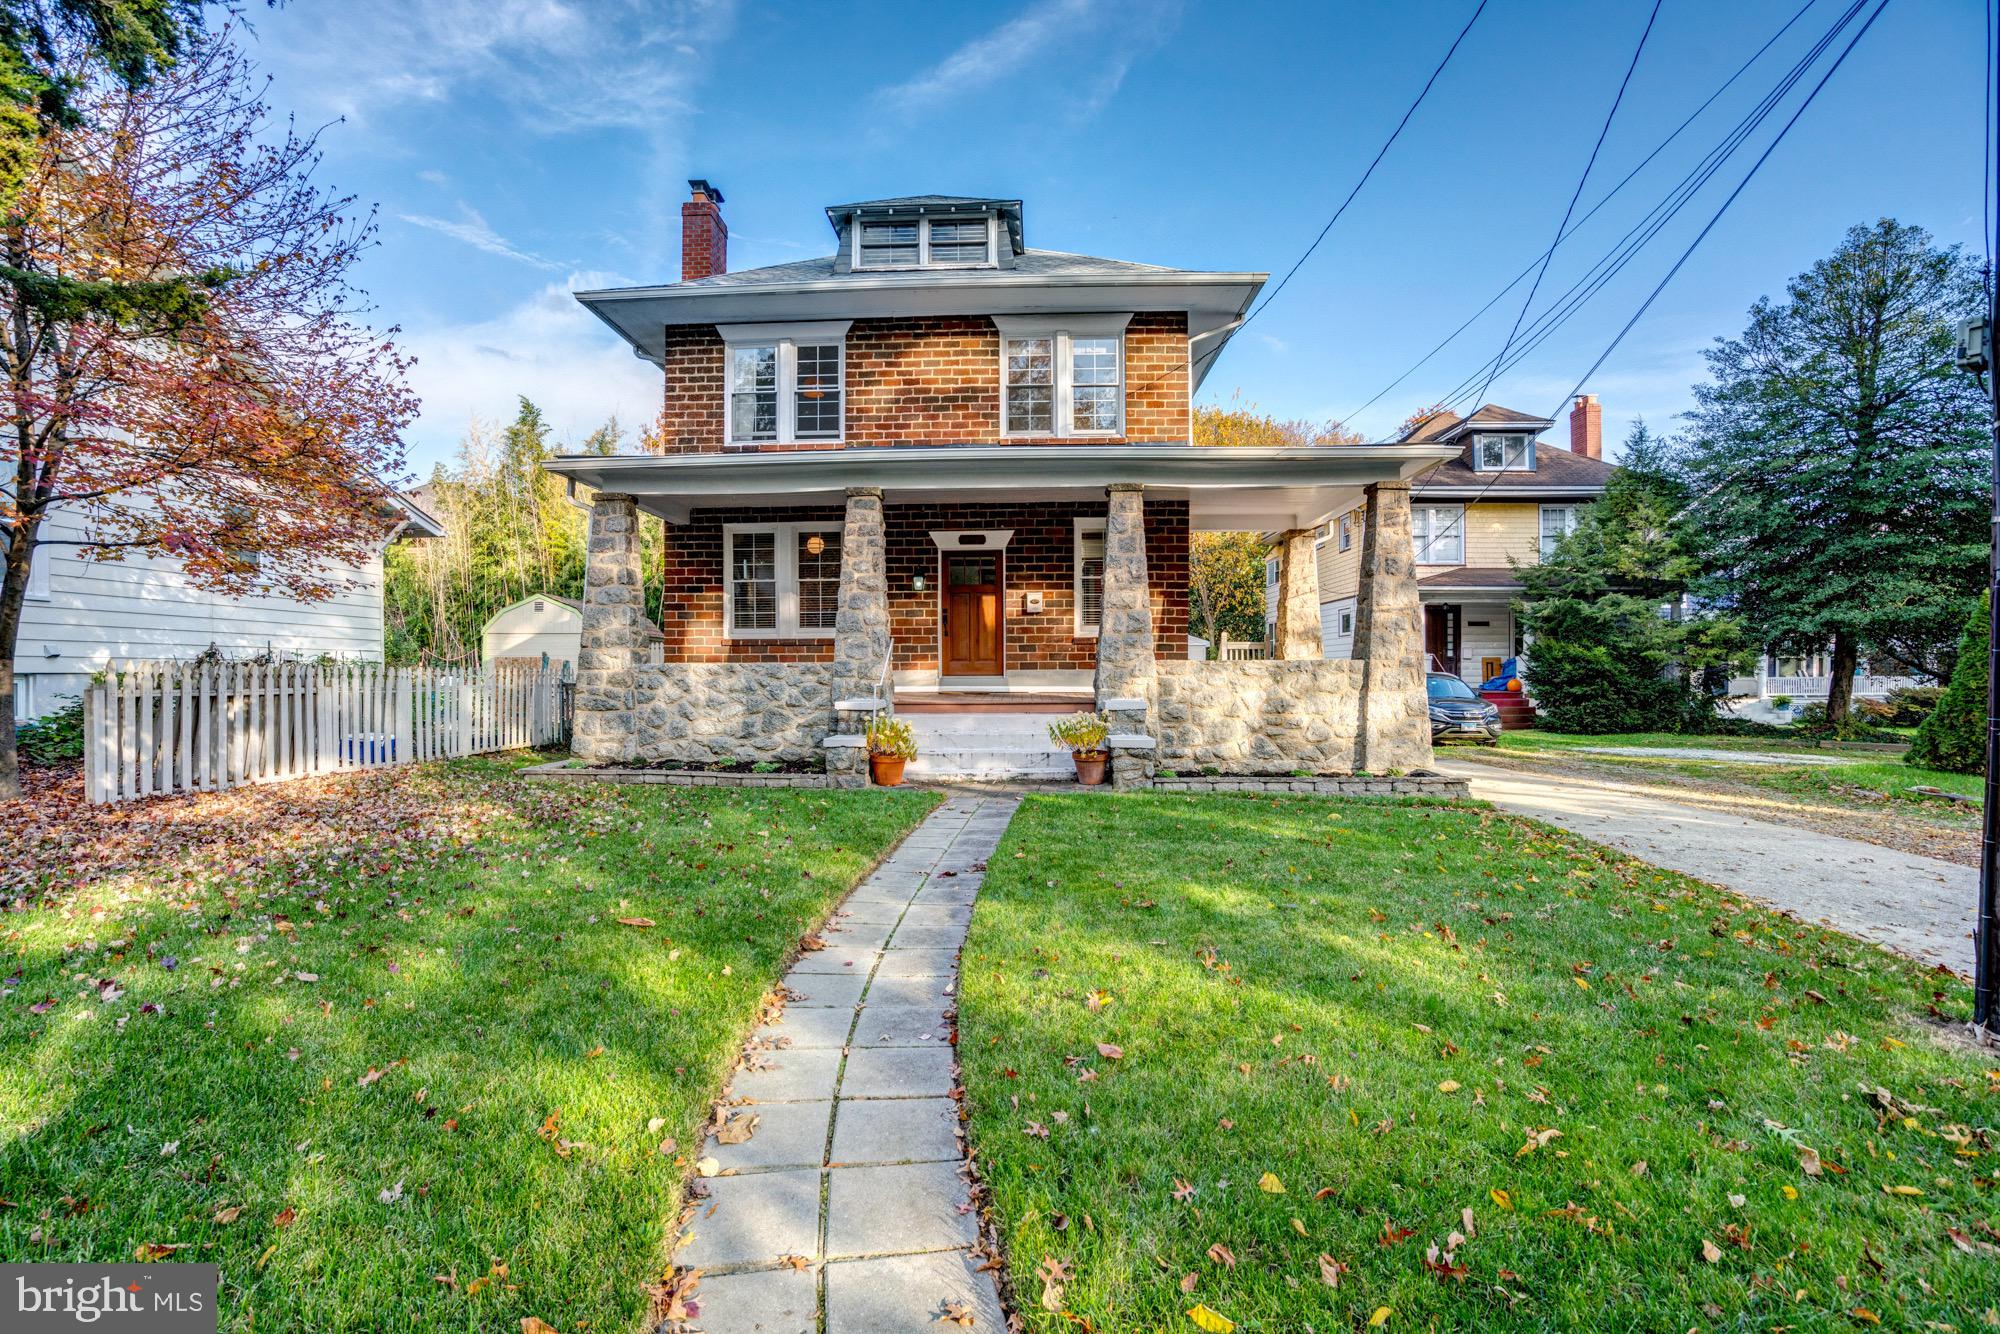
342,732,397,764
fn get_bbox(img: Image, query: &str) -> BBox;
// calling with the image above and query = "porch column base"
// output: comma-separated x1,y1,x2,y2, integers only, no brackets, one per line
1353,481,1432,773
824,733,869,790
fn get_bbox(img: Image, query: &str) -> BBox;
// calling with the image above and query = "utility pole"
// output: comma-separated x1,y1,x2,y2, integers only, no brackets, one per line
1965,300,1997,1043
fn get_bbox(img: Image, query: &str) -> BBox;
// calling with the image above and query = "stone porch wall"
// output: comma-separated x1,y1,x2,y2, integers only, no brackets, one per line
1154,660,1366,773
628,663,834,764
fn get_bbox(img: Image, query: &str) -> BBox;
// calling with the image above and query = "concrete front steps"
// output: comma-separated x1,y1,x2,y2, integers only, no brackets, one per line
902,711,1079,781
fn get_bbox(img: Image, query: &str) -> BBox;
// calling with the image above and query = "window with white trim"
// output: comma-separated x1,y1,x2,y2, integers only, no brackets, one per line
1411,504,1464,565
1472,432,1533,471
1539,504,1581,559
724,522,843,638
1073,519,1106,636
1337,513,1353,552
996,317,1130,438
855,215,997,269
1337,605,1355,636
720,322,849,446
25,544,51,599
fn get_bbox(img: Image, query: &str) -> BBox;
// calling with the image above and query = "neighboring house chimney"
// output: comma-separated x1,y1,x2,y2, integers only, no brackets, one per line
681,179,727,282
1568,393,1602,459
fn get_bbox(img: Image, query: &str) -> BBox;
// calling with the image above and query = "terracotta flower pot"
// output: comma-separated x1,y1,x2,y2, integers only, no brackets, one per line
1072,752,1108,786
870,754,908,787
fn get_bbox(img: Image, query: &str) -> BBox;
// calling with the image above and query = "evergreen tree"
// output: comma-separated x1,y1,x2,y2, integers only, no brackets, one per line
1678,219,1990,722
1906,593,1989,774
1518,424,1747,733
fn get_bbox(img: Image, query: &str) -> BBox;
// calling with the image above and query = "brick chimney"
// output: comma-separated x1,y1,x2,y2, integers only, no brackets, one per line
681,179,727,282
1568,393,1601,459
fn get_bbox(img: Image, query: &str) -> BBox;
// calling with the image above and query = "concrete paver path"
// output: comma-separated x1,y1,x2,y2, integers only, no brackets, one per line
673,792,1019,1334
1438,756,1976,976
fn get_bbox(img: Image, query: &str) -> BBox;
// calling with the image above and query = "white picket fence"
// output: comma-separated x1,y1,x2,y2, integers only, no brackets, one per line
83,662,569,805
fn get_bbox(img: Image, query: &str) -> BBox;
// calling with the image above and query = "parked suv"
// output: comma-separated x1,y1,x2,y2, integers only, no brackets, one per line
1428,672,1501,744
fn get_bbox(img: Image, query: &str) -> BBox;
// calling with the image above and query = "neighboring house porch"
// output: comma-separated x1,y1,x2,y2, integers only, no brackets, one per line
544,441,1453,785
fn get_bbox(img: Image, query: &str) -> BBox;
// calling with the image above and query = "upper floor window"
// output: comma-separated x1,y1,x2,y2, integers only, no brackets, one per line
1539,504,1581,559
1473,432,1533,471
994,315,1131,438
1337,513,1353,552
719,321,851,446
855,215,997,269
1412,504,1464,565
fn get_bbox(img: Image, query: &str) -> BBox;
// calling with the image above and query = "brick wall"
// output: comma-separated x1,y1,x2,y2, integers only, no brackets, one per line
653,313,1189,454
658,499,1189,667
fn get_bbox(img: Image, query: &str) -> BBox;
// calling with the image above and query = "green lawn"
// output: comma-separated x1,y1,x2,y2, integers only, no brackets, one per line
0,756,936,1331
959,794,1997,1331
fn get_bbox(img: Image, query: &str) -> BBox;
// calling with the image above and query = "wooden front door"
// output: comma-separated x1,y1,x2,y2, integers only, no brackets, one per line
1424,605,1460,678
942,553,1003,677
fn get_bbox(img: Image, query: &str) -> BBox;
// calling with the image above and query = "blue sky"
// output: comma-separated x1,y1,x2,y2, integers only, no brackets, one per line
244,0,1991,475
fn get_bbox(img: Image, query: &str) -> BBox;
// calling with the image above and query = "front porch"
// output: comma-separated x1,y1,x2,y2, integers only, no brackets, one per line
546,443,1454,785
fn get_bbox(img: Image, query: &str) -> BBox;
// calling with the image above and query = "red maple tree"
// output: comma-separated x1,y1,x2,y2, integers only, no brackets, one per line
0,27,417,794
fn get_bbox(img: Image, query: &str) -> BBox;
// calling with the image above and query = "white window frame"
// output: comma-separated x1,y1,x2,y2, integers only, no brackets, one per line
24,544,51,599
723,521,843,640
993,314,1133,439
1472,432,1533,472
851,215,998,270
1538,504,1581,560
1337,605,1355,636
1337,513,1353,553
1412,504,1465,566
1073,516,1107,637
718,321,851,447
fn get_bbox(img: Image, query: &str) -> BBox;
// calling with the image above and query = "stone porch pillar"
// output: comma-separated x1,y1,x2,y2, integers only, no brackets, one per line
573,493,644,763
1271,527,1323,660
1095,485,1157,786
1353,481,1433,773
827,488,892,789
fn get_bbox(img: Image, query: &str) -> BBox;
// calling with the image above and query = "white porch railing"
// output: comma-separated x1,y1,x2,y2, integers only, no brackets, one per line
83,661,569,805
1726,673,1924,700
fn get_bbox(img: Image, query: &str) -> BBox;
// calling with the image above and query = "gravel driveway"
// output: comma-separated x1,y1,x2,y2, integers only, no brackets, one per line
1438,755,1977,976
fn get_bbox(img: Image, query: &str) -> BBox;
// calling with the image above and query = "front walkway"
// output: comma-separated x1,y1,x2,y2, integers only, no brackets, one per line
1438,756,1976,975
673,792,1020,1334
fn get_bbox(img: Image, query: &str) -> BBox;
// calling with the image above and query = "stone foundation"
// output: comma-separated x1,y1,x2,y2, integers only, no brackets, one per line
1155,660,1365,773
627,663,834,764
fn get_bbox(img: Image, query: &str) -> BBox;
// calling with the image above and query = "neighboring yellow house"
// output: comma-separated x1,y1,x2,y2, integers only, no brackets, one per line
1307,395,1614,683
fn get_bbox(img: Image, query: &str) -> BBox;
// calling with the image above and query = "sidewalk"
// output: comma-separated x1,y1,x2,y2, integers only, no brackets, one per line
673,792,1020,1334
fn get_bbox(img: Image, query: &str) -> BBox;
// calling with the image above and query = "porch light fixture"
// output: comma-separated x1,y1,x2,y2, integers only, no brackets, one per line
911,573,926,592
805,534,826,556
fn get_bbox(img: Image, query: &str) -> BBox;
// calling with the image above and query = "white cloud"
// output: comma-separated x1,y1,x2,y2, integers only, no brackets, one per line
399,272,662,470
878,0,1179,120
400,206,564,269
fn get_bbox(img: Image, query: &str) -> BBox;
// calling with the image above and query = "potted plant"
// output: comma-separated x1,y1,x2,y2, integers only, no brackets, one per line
1048,711,1112,786
865,716,917,786
1769,693,1794,722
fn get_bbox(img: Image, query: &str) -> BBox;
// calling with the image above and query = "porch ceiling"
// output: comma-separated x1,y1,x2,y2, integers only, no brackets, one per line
542,443,1458,530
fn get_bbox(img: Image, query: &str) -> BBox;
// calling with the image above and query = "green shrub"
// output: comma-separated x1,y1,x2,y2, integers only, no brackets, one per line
16,696,85,765
1880,684,1944,726
1908,594,1988,773
1046,711,1111,756
864,716,917,760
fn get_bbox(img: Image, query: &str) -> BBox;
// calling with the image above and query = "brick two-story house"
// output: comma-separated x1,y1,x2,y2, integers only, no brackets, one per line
1306,396,1613,686
546,184,1458,784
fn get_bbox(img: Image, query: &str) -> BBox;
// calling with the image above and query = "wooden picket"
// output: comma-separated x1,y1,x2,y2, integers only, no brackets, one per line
84,661,570,804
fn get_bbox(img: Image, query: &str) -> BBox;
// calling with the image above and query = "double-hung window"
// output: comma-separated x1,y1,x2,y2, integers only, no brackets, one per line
994,315,1131,438
1074,518,1106,636
1411,504,1465,565
1337,513,1353,552
1539,504,1581,559
720,321,851,446
1473,433,1532,471
724,522,844,638
854,215,997,269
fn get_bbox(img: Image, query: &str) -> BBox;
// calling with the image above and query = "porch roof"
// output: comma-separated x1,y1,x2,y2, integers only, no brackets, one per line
543,443,1459,530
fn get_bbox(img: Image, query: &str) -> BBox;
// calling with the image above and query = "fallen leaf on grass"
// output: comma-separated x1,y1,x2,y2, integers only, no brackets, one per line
1258,1173,1284,1194
273,1207,296,1228
1489,1188,1513,1210
1437,1080,1460,1094
1881,1184,1924,1197
1317,1254,1348,1288
1368,1308,1392,1328
378,1180,405,1206
1037,1256,1070,1312
212,1205,241,1225
1178,1272,1198,1294
134,1243,182,1261
1206,1243,1235,1269
1187,1304,1235,1333
1096,1042,1123,1060
616,917,655,928
521,1319,561,1334
1701,1239,1722,1263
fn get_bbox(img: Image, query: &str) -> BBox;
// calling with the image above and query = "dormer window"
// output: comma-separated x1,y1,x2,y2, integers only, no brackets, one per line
854,215,998,270
1473,433,1533,471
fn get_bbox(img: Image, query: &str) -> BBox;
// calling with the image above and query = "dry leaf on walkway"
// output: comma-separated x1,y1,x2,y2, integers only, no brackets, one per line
938,1297,976,1326
715,1114,759,1145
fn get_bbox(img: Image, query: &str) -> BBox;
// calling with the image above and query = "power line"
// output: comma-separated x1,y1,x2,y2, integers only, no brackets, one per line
1542,0,1894,422
1418,0,1867,423
1465,0,1663,424
1336,0,1819,434
1230,0,1491,341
